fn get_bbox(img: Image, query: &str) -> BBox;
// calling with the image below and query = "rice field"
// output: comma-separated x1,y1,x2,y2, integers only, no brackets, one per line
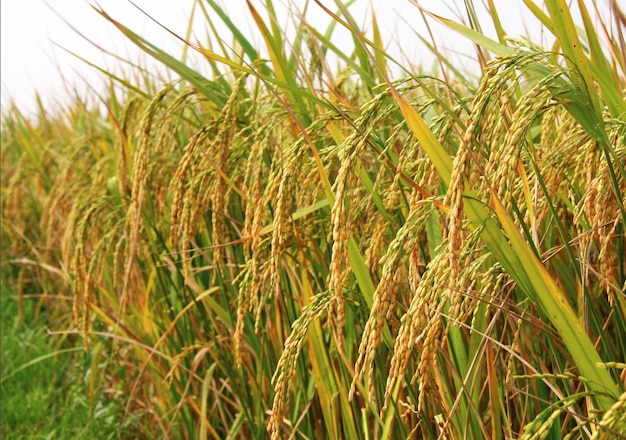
1,1,625,438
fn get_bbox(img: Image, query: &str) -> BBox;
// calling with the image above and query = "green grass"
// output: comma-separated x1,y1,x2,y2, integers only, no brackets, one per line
1,0,625,438
0,289,136,439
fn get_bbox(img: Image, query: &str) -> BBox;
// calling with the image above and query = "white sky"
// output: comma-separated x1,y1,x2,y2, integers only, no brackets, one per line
0,1,563,118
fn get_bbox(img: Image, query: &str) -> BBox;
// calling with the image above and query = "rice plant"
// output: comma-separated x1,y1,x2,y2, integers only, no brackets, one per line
2,0,624,438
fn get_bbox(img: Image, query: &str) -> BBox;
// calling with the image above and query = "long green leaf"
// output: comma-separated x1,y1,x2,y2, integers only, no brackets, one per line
544,0,602,116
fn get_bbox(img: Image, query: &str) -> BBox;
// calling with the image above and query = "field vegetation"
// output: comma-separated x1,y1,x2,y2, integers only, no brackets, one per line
2,0,625,438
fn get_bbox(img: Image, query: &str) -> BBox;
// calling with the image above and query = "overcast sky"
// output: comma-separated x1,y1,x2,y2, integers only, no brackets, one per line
1,1,551,118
